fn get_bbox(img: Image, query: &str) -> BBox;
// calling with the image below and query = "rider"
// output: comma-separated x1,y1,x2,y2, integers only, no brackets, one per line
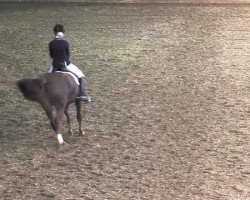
49,24,91,102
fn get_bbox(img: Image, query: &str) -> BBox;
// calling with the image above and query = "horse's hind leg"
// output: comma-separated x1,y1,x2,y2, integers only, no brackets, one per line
43,103,65,144
65,106,73,135
42,103,55,131
55,106,66,144
75,100,84,135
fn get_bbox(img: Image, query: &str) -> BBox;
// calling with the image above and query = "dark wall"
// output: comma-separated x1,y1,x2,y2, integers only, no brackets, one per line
0,0,249,3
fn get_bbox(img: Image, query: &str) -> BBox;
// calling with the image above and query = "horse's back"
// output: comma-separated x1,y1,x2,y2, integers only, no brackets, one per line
44,72,79,105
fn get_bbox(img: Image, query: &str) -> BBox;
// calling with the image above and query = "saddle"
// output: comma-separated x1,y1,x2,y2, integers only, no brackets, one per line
54,62,67,72
52,62,80,85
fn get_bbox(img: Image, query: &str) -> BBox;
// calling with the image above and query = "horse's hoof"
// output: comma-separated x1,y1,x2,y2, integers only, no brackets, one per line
58,141,67,145
58,142,69,150
80,131,85,136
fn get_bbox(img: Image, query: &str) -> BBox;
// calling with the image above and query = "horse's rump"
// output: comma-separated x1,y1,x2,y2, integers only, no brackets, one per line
55,71,79,85
44,73,79,104
17,73,79,105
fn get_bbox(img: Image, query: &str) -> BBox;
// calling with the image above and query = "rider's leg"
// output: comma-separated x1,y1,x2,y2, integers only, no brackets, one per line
78,77,92,102
66,63,92,102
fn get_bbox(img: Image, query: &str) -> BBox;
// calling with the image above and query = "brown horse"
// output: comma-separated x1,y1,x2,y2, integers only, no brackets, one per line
17,72,83,144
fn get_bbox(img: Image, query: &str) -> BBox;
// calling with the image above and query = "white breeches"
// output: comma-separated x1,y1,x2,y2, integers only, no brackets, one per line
49,63,85,78
67,63,85,78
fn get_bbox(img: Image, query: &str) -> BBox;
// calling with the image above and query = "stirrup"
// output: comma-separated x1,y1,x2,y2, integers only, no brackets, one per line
77,96,92,102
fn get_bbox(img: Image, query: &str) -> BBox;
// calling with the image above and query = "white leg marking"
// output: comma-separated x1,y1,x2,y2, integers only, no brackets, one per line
57,134,64,144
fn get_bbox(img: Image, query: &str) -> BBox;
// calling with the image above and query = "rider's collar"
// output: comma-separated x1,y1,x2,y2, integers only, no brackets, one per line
55,32,64,39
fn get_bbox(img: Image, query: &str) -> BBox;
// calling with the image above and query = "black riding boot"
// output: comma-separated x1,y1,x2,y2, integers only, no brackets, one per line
78,77,92,102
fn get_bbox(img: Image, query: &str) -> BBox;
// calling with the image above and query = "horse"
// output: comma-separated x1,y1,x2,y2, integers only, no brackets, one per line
17,72,84,145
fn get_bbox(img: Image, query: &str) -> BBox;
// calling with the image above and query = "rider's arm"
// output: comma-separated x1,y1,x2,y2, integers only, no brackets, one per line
49,42,54,58
66,41,70,58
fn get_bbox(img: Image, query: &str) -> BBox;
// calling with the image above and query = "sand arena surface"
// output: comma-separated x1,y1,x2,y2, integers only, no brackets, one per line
0,3,249,200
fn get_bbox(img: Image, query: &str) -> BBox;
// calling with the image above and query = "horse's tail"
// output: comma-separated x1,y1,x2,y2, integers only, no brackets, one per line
17,78,45,102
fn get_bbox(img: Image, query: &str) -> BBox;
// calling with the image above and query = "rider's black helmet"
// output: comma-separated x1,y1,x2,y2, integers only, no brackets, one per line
53,24,65,34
